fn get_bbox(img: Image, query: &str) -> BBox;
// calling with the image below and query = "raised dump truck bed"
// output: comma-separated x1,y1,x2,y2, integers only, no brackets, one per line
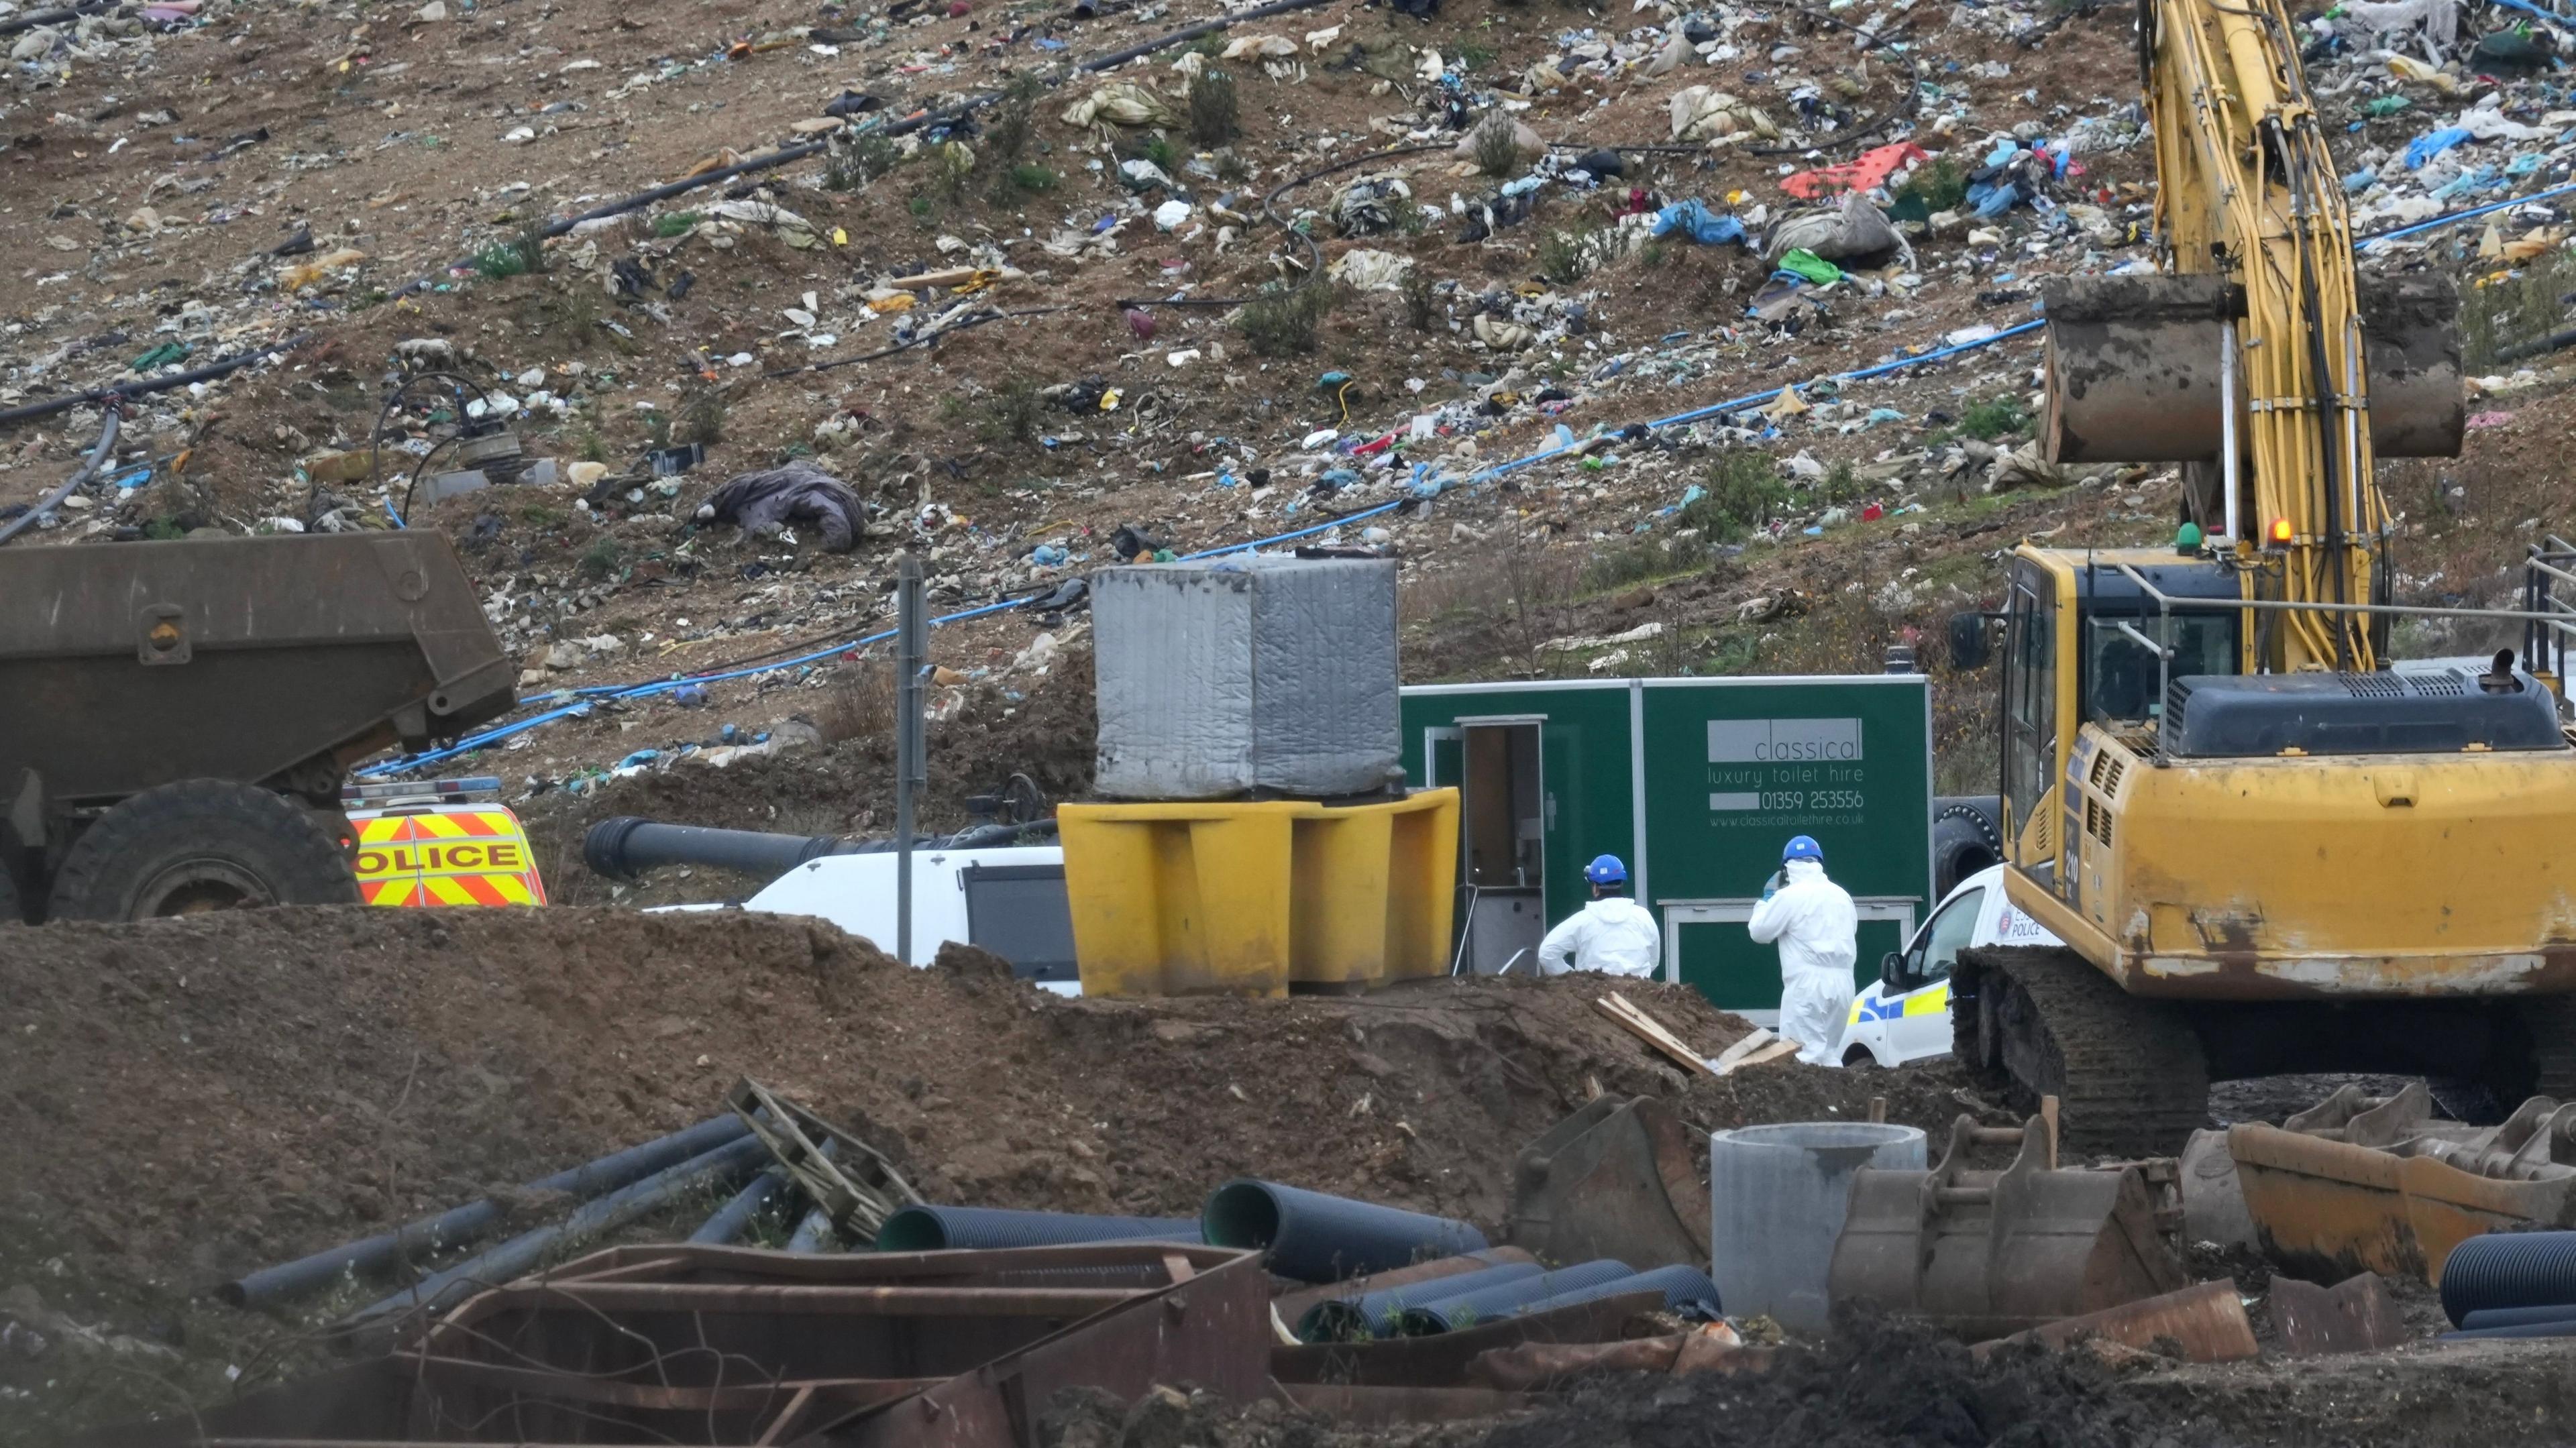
0,534,515,922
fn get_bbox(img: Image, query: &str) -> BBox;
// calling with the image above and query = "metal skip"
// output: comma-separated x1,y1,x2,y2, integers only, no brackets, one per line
97,1242,1273,1448
1827,1113,2189,1341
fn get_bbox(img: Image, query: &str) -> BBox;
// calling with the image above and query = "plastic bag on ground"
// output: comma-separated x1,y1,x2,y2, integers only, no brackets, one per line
1330,248,1414,289
1670,86,1778,144
1775,249,1842,285
1061,82,1178,128
2406,127,2474,168
1650,199,1746,245
700,461,869,552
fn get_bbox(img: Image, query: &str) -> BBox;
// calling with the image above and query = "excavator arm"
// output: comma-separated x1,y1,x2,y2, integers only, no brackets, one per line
2040,0,2464,671
2142,0,2377,668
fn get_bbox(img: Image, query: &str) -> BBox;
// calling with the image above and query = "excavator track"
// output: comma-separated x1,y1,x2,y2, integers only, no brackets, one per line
1953,945,2209,1159
2508,996,2576,1105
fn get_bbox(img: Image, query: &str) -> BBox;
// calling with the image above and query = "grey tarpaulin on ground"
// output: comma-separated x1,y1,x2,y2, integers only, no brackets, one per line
698,461,869,553
1762,192,1907,266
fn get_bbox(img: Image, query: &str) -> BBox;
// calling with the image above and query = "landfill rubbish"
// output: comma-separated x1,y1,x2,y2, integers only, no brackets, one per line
1781,142,1934,201
1762,192,1905,266
1650,199,1746,246
1668,85,1779,144
696,461,870,551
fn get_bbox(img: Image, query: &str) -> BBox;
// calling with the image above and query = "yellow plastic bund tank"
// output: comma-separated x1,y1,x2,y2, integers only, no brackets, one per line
1059,789,1459,997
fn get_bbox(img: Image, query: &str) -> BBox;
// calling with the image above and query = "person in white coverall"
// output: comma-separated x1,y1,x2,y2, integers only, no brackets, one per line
1535,854,1661,977
1744,834,1858,1064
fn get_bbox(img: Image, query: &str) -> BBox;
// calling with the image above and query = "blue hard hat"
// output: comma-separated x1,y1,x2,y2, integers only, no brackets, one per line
1782,835,1823,863
1585,854,1628,886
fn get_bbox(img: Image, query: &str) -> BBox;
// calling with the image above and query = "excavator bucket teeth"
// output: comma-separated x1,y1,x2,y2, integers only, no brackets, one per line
1829,1115,2189,1341
2039,273,2462,463
1507,1095,1713,1272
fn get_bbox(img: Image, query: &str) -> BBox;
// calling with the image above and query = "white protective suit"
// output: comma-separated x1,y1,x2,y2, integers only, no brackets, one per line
1744,858,1859,1064
1536,896,1662,978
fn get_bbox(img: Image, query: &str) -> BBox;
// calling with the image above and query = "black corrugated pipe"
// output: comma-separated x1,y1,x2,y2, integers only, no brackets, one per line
688,1166,792,1246
343,1133,768,1328
2441,1317,2576,1341
1201,1180,1489,1283
2461,1303,2576,1331
218,1114,752,1308
2440,1231,2576,1325
1509,1264,1723,1321
584,818,851,881
584,816,1057,880
1393,1260,1635,1335
1297,1260,1543,1342
876,1205,1202,1253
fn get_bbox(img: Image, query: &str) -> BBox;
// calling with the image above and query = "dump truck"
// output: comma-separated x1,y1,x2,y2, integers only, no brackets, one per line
1946,0,2576,1156
0,534,517,922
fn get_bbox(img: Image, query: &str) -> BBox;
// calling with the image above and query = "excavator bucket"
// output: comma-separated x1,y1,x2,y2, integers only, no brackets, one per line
2231,1089,2576,1287
2040,273,2463,464
1828,1115,2188,1341
1507,1095,1711,1272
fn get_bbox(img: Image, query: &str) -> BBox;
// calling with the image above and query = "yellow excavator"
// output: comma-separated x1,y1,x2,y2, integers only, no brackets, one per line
1948,0,2576,1155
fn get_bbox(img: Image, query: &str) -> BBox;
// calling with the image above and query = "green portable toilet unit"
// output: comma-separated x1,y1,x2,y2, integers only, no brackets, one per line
1399,675,1932,1023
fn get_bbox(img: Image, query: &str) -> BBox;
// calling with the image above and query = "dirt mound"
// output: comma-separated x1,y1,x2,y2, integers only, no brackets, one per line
0,905,1978,1439
1483,1315,2216,1448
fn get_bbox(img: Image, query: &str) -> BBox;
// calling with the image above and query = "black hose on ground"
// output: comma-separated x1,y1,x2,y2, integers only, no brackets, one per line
0,2,114,37
0,335,308,431
0,405,121,547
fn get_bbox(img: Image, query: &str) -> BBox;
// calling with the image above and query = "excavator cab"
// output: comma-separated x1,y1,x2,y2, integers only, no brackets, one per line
1954,537,2576,1158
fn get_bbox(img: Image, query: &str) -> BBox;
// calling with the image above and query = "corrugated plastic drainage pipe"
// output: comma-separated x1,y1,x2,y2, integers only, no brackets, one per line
1395,1260,1636,1335
875,1205,1203,1252
1202,1180,1488,1282
1513,1263,1724,1321
2440,1231,2576,1325
1298,1261,1545,1341
1711,1122,1925,1335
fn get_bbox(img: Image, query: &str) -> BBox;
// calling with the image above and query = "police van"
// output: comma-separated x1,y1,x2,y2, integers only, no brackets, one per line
1833,864,2059,1068
340,776,548,907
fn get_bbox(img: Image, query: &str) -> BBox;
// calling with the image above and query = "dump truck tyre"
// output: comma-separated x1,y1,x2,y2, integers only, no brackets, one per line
1953,945,2208,1158
47,779,360,921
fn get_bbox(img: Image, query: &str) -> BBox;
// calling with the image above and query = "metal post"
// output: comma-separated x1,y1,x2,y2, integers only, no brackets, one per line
895,555,927,965
2218,321,2241,546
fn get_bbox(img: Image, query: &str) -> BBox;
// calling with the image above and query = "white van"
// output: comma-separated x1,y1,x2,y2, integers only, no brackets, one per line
655,845,1084,994
1833,864,2061,1068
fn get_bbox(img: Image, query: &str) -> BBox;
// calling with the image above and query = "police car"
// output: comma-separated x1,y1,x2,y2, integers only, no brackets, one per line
340,776,549,908
1833,864,2060,1068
